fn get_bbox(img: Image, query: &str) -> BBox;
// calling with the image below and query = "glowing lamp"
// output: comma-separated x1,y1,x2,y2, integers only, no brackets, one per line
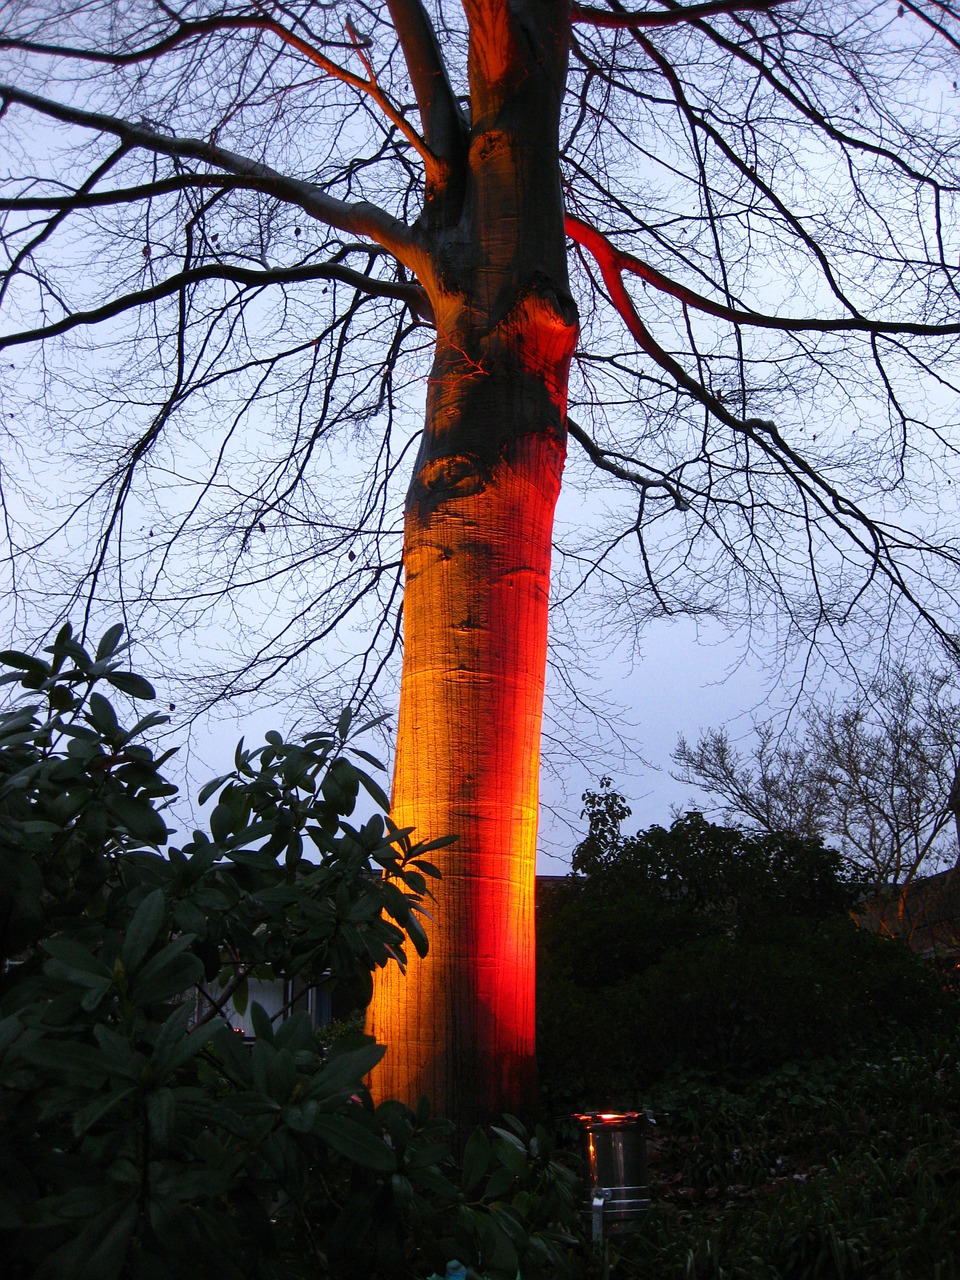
574,1110,652,1242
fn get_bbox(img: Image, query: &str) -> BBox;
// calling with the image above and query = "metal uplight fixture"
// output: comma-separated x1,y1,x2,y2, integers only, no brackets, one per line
574,1111,653,1244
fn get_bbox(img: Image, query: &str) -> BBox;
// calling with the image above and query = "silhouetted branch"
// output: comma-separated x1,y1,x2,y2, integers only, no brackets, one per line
0,83,420,264
572,0,788,29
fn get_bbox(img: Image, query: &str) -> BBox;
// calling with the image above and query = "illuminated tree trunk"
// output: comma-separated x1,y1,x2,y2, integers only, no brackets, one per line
365,0,578,1128
367,302,576,1127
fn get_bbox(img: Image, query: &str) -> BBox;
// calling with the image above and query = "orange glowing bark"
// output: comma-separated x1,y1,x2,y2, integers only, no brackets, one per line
367,300,576,1125
366,0,578,1128
367,436,559,1120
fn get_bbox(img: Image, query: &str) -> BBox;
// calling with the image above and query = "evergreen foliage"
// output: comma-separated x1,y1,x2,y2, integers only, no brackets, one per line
0,624,580,1279
615,1025,960,1278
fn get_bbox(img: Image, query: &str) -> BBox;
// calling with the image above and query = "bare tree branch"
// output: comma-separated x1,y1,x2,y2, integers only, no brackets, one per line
0,11,365,67
0,83,422,267
566,212,960,337
0,260,431,349
572,0,789,30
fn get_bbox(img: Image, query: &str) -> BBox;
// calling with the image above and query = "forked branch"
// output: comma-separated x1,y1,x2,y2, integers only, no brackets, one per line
384,0,469,171
0,262,431,351
0,84,423,270
565,211,960,661
0,12,361,66
262,9,445,185
565,213,960,338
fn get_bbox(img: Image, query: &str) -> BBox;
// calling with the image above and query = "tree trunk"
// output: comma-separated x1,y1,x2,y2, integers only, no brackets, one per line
365,0,577,1129
366,294,576,1129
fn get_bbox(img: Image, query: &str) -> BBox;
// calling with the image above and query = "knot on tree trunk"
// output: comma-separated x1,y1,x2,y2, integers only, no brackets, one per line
410,277,577,521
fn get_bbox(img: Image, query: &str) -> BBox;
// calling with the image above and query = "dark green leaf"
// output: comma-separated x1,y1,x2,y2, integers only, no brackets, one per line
95,623,126,661
130,937,202,1006
410,833,459,854
314,1113,397,1172
197,773,231,805
355,712,390,735
348,746,387,771
206,1025,254,1087
173,898,208,938
321,758,360,814
490,1124,527,1151
122,710,171,741
0,706,39,735
106,792,169,844
210,802,234,843
484,1165,517,1199
356,770,391,813
250,1001,274,1043
106,670,156,699
150,1002,196,1074
311,1039,386,1098
80,1201,138,1280
58,635,93,672
92,1025,147,1080
72,1086,138,1137
147,1087,176,1146
359,814,385,845
406,910,430,959
0,649,49,679
42,937,114,982
462,1128,492,1194
390,1172,415,1212
120,887,167,971
410,859,443,879
48,683,76,710
21,1039,111,1081
492,1138,529,1178
80,980,113,1011
485,1208,522,1271
231,978,248,1017
282,1099,320,1132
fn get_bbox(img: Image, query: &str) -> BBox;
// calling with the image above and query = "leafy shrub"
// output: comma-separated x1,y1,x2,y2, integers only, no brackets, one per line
629,917,949,1079
538,875,709,991
0,623,583,1279
338,1110,582,1280
572,792,864,926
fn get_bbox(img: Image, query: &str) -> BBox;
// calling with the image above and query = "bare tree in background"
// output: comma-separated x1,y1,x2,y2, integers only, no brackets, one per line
3,1,960,1125
674,666,960,889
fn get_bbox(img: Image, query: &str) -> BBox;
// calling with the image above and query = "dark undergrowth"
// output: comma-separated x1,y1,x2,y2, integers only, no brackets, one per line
575,1023,960,1279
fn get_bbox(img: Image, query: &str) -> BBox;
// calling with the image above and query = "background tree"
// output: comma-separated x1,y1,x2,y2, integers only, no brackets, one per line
3,1,960,1125
674,664,960,889
537,785,944,1104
